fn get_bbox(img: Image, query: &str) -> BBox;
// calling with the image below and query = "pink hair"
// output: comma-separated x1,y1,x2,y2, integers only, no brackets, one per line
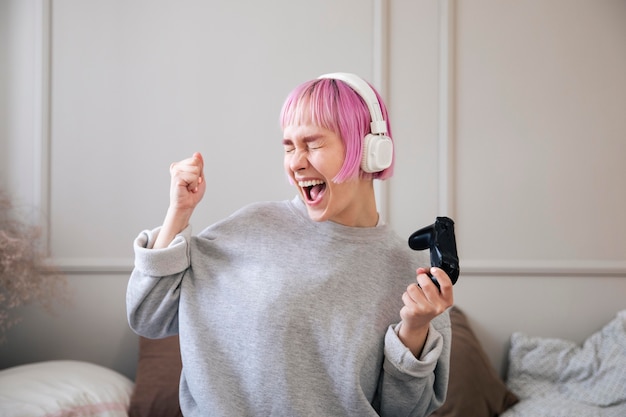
280,77,394,182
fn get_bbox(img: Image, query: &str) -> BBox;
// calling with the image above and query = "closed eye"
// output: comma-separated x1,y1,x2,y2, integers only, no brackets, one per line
282,139,295,153
282,135,324,153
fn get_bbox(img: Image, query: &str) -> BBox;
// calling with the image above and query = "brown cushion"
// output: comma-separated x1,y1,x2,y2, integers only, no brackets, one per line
431,306,519,417
128,335,183,417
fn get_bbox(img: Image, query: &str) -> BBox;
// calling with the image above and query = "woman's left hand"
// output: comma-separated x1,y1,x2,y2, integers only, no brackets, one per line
398,267,454,356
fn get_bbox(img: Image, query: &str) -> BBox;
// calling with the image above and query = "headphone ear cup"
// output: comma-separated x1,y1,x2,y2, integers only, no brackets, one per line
361,134,393,173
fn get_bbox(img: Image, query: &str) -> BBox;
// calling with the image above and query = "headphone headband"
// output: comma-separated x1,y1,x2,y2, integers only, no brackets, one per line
317,72,388,135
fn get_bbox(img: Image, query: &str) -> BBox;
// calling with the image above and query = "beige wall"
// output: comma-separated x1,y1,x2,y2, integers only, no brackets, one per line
1,0,625,378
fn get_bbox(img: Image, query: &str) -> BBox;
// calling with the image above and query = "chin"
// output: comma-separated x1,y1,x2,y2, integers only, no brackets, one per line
303,204,329,223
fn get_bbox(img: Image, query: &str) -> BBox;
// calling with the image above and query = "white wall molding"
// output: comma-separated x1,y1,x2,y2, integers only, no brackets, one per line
438,0,456,218
48,257,626,277
35,0,52,256
461,259,626,277
373,0,390,221
48,258,135,274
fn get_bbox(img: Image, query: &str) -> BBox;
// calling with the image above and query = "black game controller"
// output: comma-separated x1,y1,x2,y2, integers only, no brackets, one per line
408,216,460,288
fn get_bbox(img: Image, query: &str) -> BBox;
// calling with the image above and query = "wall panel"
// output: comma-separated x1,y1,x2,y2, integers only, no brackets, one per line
46,0,380,265
454,0,626,268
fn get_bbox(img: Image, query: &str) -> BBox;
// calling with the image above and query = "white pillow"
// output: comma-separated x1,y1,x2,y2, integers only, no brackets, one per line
0,360,134,417
501,310,626,417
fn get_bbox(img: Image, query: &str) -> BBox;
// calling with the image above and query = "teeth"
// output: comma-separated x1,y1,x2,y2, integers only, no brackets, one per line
298,179,325,187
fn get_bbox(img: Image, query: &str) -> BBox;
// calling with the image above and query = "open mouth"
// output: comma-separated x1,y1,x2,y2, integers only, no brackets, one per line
298,179,326,203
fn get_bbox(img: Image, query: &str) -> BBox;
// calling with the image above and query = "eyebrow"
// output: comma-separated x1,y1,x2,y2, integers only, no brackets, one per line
282,134,324,146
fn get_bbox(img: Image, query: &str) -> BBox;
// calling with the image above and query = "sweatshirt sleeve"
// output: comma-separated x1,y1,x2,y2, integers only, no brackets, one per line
378,311,452,416
126,226,193,339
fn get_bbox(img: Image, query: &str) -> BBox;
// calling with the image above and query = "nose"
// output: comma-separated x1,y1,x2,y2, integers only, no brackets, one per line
289,149,308,172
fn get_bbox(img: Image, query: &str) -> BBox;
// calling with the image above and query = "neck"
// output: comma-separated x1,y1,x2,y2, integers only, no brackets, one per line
352,180,380,227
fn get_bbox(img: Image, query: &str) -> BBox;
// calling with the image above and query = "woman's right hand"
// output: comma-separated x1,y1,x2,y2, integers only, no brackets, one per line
168,152,206,213
153,152,205,249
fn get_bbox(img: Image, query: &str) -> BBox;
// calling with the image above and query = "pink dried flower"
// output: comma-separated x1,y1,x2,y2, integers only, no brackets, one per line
0,190,68,343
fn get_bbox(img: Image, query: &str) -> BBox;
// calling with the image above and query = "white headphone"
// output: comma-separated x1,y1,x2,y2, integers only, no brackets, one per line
317,72,394,173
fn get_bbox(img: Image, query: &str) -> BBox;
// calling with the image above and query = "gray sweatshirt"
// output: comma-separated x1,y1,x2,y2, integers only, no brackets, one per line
127,197,451,417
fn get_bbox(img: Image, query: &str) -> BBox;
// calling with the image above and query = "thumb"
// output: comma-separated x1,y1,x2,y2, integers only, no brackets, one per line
192,152,204,188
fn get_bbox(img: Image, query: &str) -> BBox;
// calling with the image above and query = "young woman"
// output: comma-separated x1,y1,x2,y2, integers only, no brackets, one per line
127,73,454,416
